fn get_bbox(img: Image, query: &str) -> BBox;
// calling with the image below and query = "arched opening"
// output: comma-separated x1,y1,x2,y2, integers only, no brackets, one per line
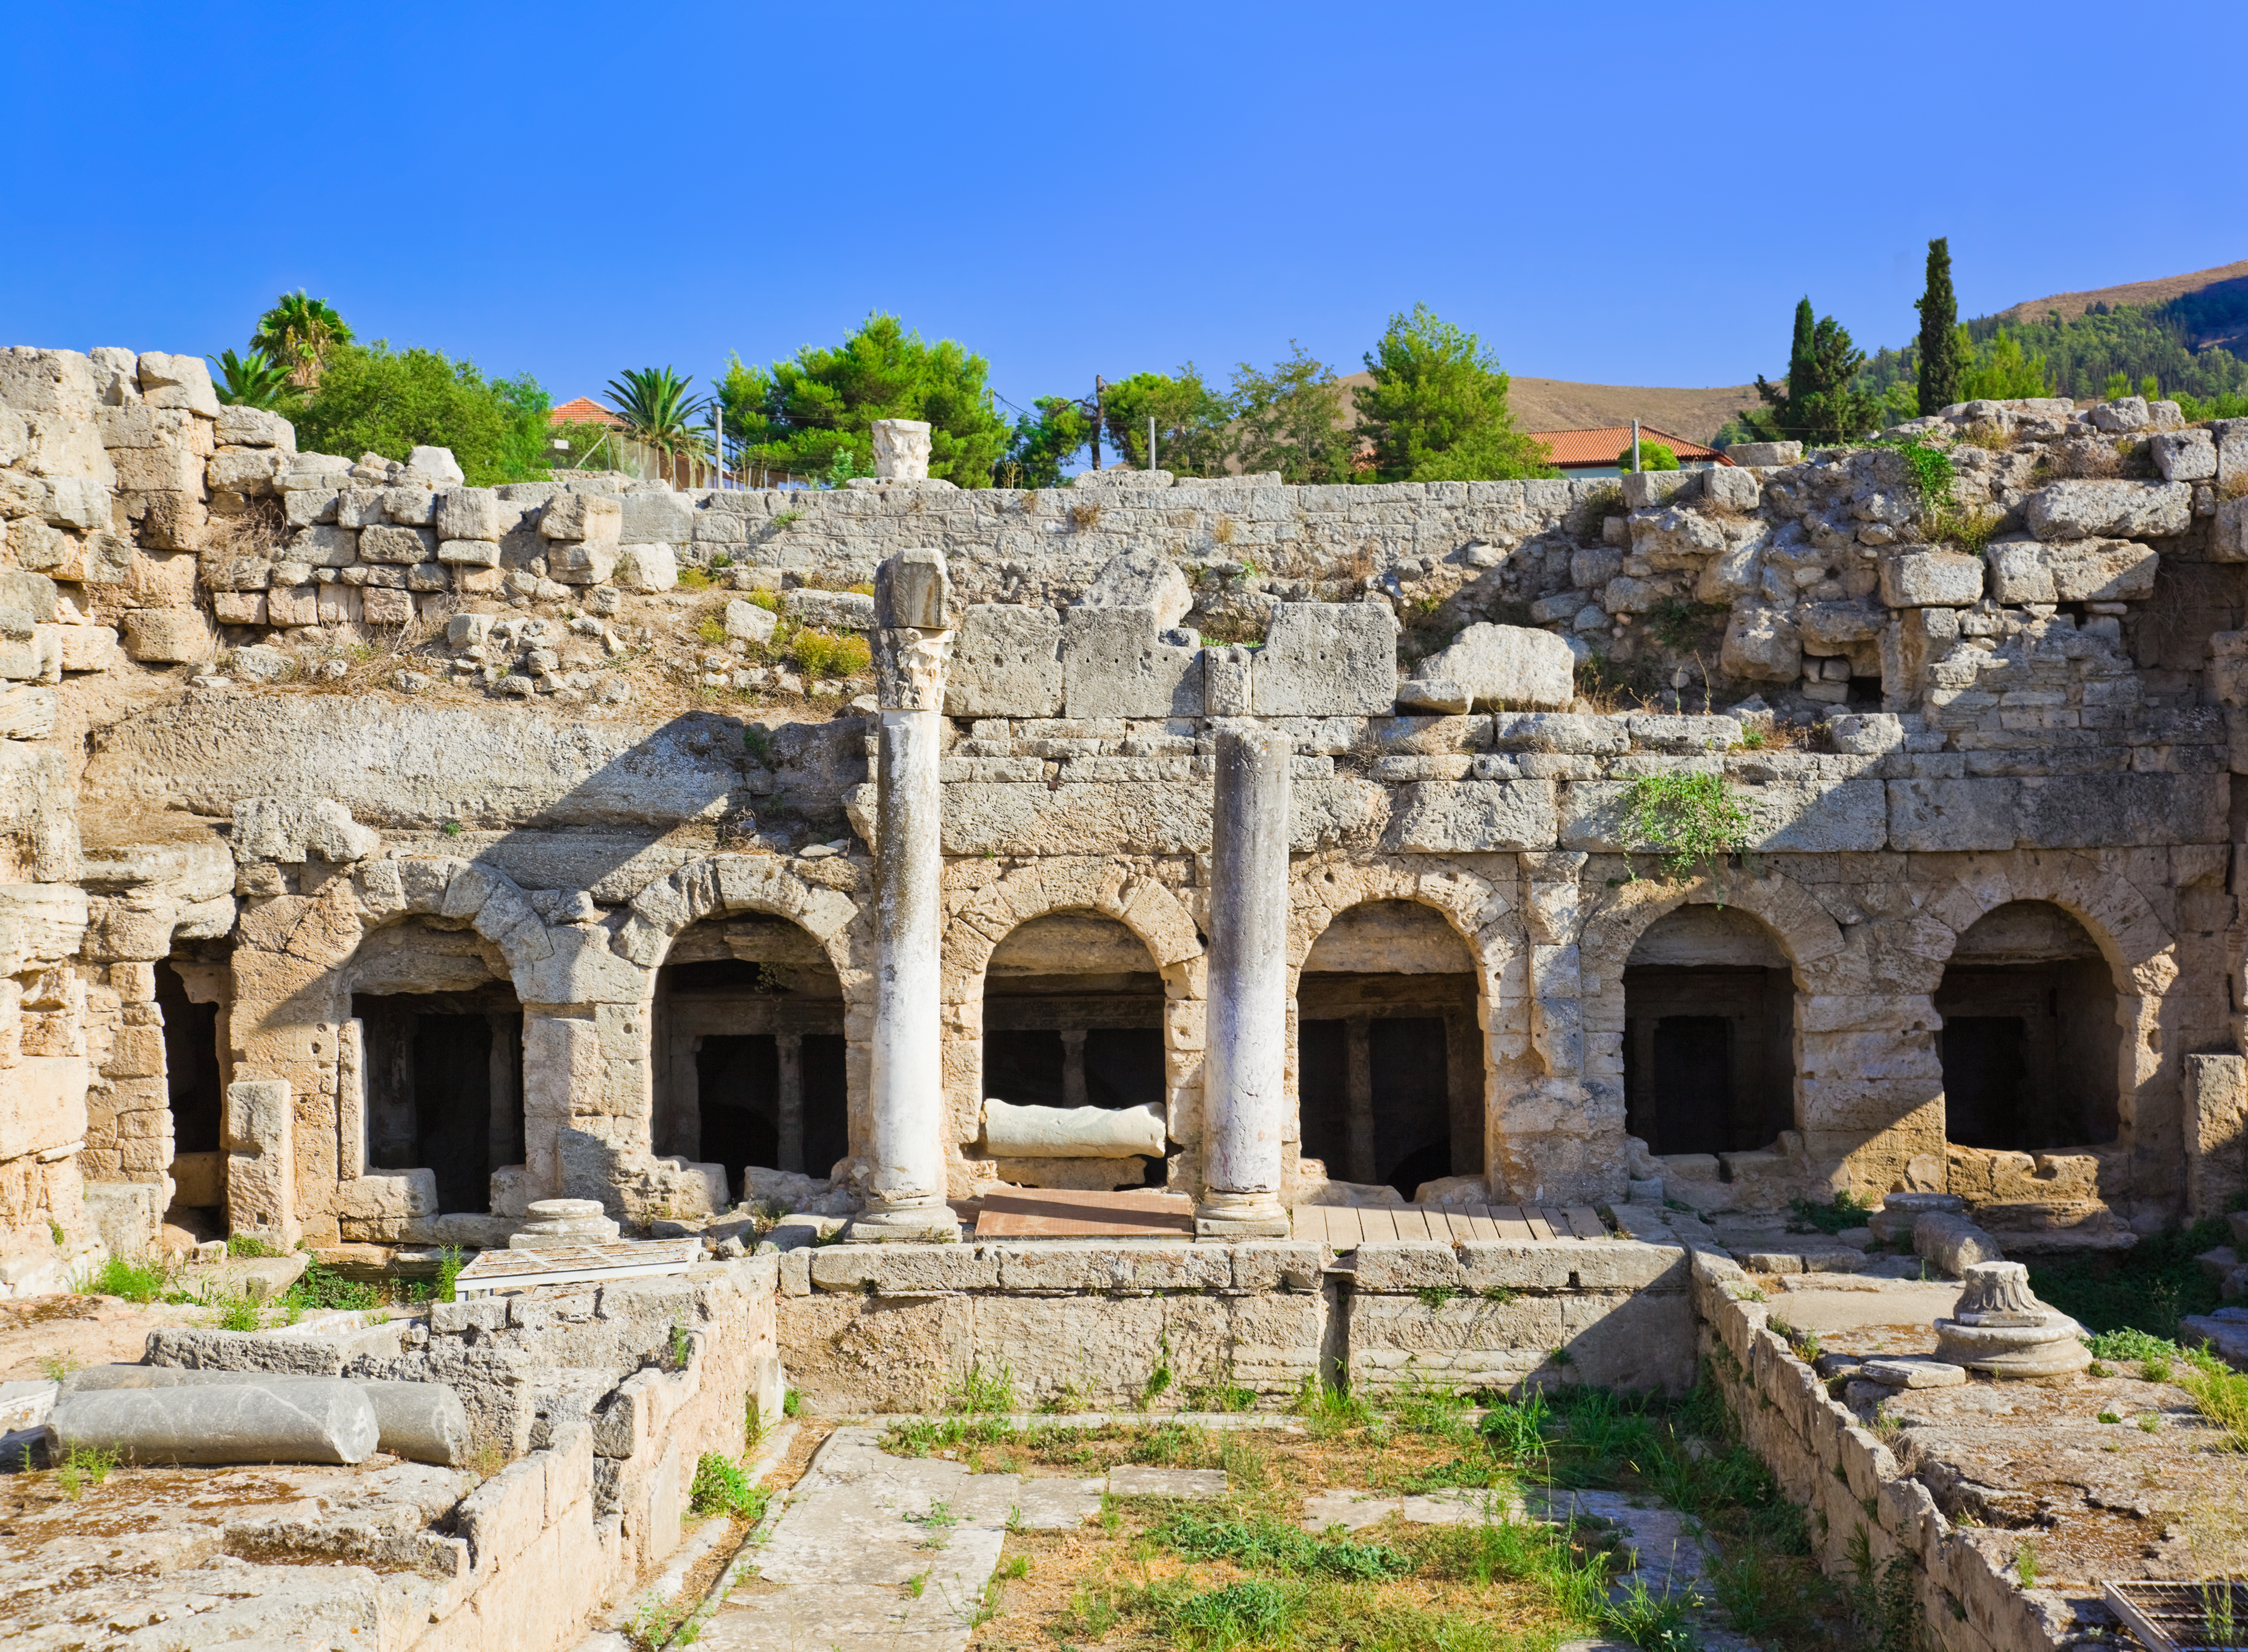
1936,901,2120,1149
157,948,229,1234
1296,900,1480,1201
653,913,848,1201
350,919,526,1216
1623,905,1795,1156
981,911,1169,1189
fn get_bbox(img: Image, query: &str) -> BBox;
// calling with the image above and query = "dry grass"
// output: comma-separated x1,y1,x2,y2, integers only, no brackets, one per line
1070,500,1104,531
1957,420,2012,451
197,496,285,582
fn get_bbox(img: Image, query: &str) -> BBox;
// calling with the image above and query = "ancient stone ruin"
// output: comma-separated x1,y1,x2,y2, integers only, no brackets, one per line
2,349,2246,1650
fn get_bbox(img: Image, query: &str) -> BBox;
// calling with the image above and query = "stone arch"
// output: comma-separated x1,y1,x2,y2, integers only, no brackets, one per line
1578,868,1852,1171
629,855,874,1181
1920,853,2176,1163
1284,855,1517,1196
940,859,1203,1193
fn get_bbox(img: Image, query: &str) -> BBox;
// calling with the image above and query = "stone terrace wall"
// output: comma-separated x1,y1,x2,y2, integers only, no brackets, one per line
1691,1251,2077,1652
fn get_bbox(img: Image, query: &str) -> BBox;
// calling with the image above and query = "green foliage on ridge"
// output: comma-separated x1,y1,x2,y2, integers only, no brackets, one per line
289,341,553,486
1354,302,1557,483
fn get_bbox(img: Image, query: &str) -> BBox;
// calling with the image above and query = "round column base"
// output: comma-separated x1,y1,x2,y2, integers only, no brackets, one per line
1195,1193,1292,1240
842,1203,962,1245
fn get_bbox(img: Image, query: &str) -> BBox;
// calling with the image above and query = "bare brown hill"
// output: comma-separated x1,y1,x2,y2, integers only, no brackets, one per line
1996,259,2248,327
1334,371,1758,447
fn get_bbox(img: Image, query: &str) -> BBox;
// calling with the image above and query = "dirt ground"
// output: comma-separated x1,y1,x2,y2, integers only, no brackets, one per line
0,1294,215,1383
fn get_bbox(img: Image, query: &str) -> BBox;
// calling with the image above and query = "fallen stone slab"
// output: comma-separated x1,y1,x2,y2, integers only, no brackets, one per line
144,1317,406,1375
1300,1487,1515,1532
1914,1212,2004,1275
1108,1465,1226,1499
1859,1356,1968,1389
356,1379,470,1465
2181,1309,2248,1372
49,1377,381,1465
0,1378,57,1430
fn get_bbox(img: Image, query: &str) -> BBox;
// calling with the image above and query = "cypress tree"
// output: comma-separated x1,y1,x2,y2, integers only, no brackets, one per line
1786,298,1815,403
1916,237,1962,415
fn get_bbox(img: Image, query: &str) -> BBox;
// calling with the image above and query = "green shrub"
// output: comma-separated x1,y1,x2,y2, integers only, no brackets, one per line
1615,439,1679,472
787,628,871,679
83,1255,168,1304
688,1451,770,1520
1787,1190,1875,1234
1625,771,1753,892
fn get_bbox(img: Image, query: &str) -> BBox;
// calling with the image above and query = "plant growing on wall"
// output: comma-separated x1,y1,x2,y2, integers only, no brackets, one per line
1624,770,1753,897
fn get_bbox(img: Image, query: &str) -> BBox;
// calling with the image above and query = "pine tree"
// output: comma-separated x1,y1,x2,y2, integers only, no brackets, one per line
1747,300,1880,446
1916,237,1962,415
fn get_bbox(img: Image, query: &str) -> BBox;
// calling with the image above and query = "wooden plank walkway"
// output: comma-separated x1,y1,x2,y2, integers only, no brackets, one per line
1291,1203,1610,1249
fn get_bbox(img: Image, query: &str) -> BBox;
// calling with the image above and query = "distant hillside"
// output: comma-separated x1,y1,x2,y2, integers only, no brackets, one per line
1997,259,2248,343
1335,370,1759,447
1857,257,2248,409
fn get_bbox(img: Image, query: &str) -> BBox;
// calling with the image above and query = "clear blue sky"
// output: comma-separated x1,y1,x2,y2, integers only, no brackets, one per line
9,3,2244,417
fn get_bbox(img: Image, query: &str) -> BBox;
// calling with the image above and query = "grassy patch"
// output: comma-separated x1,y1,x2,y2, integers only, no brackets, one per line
81,1255,170,1303
2028,1218,2228,1340
1787,1190,1875,1235
2182,1347,2248,1452
688,1450,770,1520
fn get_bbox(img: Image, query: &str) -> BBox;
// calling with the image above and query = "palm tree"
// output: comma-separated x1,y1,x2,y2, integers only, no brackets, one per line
251,290,354,388
605,366,709,485
208,347,297,411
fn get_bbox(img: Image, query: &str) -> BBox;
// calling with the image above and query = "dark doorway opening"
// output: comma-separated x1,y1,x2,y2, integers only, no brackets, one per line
1935,902,2118,1150
654,918,851,1198
1622,905,1796,1157
156,961,222,1155
355,989,525,1215
1295,900,1482,1201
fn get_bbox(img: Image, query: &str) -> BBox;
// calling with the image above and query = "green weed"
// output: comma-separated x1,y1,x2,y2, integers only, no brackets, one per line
82,1254,168,1303
2182,1347,2248,1451
687,1452,768,1521
1786,1190,1875,1235
943,1360,1019,1416
1624,770,1753,895
1603,1572,1705,1652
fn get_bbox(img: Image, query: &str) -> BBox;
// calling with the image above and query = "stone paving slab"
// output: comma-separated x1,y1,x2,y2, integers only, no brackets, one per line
699,1425,1110,1652
1109,1465,1226,1499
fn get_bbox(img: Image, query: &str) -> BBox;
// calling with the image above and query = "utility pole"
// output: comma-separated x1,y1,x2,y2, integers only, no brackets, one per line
714,399,724,489
1091,375,1106,471
1630,417,1642,474
1150,415,1157,472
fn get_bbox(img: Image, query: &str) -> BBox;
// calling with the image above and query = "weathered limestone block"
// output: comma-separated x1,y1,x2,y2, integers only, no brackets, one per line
1401,622,1572,712
782,588,875,629
1061,605,1201,718
2148,428,2216,482
874,547,954,629
808,1243,1001,1295
547,540,618,584
51,1378,379,1465
611,544,677,592
2185,1053,2248,1219
539,493,621,543
336,1170,438,1241
1080,547,1191,630
1721,601,1801,681
981,1098,1167,1158
134,352,221,418
2023,479,2191,540
436,486,505,541
619,491,696,543
1251,603,1398,715
1880,551,1983,607
214,406,294,449
1985,537,2157,603
232,798,380,864
945,604,1062,718
404,446,464,487
121,607,215,663
1385,779,1556,852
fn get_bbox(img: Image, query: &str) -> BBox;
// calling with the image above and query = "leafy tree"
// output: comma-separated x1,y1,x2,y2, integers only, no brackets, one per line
1956,328,2052,401
1915,237,1962,415
1101,367,1232,476
720,313,1010,487
999,396,1091,489
1614,439,1678,472
605,366,709,485
1354,303,1554,482
1231,345,1356,484
251,290,354,388
1745,301,1880,445
208,347,297,412
292,342,552,487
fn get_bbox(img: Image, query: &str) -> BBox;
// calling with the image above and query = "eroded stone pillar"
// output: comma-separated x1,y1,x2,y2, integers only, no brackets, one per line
776,1033,805,1174
1196,725,1293,1238
1345,1017,1374,1184
849,550,961,1241
1061,1028,1089,1111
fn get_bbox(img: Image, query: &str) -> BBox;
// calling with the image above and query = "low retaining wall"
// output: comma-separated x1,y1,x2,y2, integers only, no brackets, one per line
774,1235,1698,1410
1691,1251,2071,1652
139,1254,780,1652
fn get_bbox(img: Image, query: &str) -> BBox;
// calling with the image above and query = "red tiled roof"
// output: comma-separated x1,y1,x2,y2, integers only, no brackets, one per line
549,396,620,427
1525,425,1726,467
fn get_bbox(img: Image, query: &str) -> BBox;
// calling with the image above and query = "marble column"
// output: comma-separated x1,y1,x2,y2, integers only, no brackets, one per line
848,550,961,1241
1196,724,1294,1238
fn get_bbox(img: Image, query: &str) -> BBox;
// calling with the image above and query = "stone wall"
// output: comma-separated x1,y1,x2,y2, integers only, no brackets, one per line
1691,1248,2079,1652
770,1233,1700,1412
3,338,2245,1274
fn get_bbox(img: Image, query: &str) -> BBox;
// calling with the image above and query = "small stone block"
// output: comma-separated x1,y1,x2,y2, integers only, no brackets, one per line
1859,1356,1967,1390
1109,1465,1226,1499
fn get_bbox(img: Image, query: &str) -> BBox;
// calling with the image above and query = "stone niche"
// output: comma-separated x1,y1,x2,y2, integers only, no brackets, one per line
1623,905,1795,1160
980,911,1169,1190
1296,900,1481,1201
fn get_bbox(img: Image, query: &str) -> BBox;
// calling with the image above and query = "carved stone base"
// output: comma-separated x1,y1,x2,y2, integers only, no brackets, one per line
842,1203,962,1245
